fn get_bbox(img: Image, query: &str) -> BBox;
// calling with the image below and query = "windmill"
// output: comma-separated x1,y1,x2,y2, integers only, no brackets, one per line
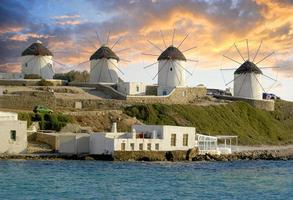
220,39,279,100
77,31,128,84
21,40,55,79
143,29,197,96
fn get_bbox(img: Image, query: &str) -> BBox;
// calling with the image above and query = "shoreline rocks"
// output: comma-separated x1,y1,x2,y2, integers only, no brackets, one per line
1,148,292,161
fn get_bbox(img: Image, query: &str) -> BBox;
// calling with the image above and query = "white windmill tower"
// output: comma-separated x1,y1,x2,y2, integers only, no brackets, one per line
76,31,126,84
21,40,54,79
144,30,196,96
156,46,187,95
89,45,120,83
221,40,278,100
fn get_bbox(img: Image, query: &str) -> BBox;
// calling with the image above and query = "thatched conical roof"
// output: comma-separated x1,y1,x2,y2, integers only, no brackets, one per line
157,46,186,61
90,46,120,61
234,60,262,75
21,40,53,56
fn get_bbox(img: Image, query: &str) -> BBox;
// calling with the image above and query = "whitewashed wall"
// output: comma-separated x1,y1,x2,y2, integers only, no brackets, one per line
117,82,146,95
234,73,262,100
0,120,27,154
90,58,118,83
157,60,186,96
59,134,90,154
21,55,54,79
90,125,196,155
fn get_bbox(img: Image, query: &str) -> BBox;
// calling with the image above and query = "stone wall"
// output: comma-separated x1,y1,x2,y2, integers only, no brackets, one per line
0,79,66,86
145,85,158,95
36,132,59,150
216,95,275,111
126,87,207,104
0,91,56,110
113,150,188,161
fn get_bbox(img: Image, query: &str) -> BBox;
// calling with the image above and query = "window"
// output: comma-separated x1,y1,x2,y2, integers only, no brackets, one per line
25,63,28,67
139,143,143,151
10,130,16,141
155,143,159,150
170,67,173,71
147,143,151,151
171,134,176,146
130,143,135,151
136,86,139,92
121,143,126,151
183,134,189,146
163,91,167,96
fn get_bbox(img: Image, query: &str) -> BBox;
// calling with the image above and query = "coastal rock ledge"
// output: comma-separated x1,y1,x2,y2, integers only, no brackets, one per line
1,148,293,161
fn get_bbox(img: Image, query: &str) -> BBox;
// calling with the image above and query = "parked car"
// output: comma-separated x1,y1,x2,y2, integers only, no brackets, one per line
33,105,53,114
263,93,280,100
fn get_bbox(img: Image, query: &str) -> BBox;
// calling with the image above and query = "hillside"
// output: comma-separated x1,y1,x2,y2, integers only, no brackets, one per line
124,100,293,145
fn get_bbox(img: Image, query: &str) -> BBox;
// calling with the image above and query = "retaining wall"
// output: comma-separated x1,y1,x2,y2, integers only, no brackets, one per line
0,79,66,86
36,132,59,150
216,95,275,111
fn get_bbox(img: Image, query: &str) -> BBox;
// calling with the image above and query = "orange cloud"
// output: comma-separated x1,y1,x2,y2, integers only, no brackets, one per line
51,14,80,19
9,33,51,41
55,20,81,26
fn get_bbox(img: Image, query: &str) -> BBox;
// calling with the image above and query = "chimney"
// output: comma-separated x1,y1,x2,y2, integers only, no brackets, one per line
111,122,117,133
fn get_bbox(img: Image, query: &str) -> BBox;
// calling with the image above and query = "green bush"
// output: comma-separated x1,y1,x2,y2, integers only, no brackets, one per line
38,79,53,86
24,74,41,79
18,112,73,132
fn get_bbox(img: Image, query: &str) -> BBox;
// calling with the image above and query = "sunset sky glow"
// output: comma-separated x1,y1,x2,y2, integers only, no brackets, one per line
0,0,292,100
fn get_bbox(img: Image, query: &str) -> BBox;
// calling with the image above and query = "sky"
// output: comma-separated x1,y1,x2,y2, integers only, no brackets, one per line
0,0,292,100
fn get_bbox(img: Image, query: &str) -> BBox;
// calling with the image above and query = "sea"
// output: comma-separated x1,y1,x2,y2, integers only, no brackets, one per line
0,160,292,200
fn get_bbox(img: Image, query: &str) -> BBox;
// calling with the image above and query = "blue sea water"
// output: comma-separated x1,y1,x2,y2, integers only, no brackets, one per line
0,160,292,200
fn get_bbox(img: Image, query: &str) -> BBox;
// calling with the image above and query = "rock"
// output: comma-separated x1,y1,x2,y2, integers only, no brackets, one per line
186,147,199,161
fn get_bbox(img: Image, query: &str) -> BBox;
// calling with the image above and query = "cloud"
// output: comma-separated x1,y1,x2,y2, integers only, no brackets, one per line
8,33,51,42
51,14,80,19
0,1,29,35
0,0,292,80
55,20,81,26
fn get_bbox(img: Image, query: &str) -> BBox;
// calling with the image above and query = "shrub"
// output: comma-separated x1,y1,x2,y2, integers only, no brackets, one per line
24,74,41,79
38,79,53,86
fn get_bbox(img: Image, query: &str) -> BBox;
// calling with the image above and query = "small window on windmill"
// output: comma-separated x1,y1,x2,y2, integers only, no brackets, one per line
136,86,139,92
170,67,173,71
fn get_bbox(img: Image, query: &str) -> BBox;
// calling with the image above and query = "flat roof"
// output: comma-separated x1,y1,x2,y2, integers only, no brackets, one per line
215,135,238,139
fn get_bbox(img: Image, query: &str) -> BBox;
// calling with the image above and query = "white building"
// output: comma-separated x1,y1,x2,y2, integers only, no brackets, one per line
89,45,120,83
233,60,263,100
0,112,27,154
58,133,90,154
90,124,196,155
157,46,187,96
117,82,146,95
21,40,54,79
196,134,238,155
